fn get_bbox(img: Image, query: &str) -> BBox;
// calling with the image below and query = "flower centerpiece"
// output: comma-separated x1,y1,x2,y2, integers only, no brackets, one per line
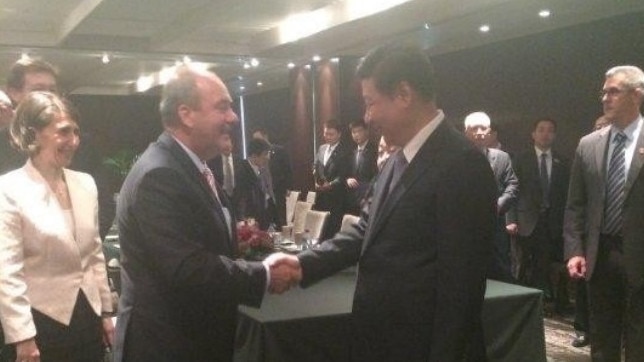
236,219,273,259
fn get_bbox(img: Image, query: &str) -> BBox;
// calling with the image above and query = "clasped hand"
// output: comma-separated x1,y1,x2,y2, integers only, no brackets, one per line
264,253,302,294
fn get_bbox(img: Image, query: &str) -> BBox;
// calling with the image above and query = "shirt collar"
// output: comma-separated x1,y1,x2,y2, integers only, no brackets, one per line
172,135,207,171
534,146,551,158
401,109,445,163
612,115,643,143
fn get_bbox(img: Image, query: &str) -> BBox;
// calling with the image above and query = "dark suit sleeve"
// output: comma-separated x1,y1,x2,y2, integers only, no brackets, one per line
129,167,266,307
297,207,369,285
430,149,497,361
497,153,519,216
563,143,587,260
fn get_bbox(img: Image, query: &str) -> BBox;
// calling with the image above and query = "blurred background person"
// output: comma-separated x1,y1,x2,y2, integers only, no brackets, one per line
0,92,114,361
464,111,519,283
345,120,377,216
506,118,570,315
207,133,242,201
252,127,292,228
1,58,58,175
0,91,13,133
235,138,278,229
313,119,350,239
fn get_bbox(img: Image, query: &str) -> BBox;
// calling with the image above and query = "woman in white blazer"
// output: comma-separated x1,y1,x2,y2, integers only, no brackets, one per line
0,92,113,361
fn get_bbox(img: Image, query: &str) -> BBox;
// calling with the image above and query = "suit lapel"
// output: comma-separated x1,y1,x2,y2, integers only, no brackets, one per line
594,127,611,184
160,133,233,251
625,126,644,198
361,123,446,254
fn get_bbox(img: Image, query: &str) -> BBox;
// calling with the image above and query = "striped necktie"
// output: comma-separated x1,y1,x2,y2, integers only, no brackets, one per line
603,132,627,235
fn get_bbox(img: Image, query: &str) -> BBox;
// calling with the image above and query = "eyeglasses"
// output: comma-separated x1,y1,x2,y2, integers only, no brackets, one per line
599,87,630,99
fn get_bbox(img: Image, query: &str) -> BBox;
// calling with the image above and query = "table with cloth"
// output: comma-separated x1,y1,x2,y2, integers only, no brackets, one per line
235,272,545,362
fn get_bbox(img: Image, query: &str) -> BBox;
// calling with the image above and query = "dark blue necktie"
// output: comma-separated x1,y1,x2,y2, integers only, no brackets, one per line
539,153,550,209
603,132,627,235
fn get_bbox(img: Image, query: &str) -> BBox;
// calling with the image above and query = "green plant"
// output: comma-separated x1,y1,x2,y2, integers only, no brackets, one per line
103,149,138,178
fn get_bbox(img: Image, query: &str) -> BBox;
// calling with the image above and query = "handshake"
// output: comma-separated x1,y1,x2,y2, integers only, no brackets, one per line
264,253,302,294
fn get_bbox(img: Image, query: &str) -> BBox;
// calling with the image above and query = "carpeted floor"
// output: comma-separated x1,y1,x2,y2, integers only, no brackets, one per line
545,314,590,362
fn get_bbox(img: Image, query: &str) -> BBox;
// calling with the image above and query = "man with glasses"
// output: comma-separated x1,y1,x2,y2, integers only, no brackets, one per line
565,65,644,361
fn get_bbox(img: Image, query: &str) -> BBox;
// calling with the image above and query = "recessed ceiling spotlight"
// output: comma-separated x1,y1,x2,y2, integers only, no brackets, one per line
243,62,251,69
312,55,321,62
479,24,490,33
257,81,263,87
101,53,110,64
423,23,431,30
250,58,260,67
287,62,296,69
304,64,311,70
183,55,192,63
330,57,339,63
237,75,244,81
20,52,30,61
239,85,246,91
539,9,551,18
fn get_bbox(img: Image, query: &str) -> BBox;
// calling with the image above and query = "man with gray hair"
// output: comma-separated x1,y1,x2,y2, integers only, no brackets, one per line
565,65,644,361
113,65,295,361
464,111,519,283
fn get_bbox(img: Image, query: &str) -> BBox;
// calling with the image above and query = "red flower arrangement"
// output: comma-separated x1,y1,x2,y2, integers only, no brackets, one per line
236,219,273,258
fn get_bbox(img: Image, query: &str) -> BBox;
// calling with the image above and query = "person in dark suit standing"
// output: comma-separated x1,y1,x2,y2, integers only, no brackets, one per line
1,58,58,175
313,119,351,238
252,127,292,227
506,118,570,311
207,132,243,202
112,65,293,362
564,65,644,362
267,44,497,361
464,111,519,283
345,120,378,216
235,138,277,229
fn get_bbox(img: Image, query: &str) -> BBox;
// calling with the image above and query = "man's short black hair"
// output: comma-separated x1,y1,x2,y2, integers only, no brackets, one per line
356,44,436,102
247,138,270,157
532,118,557,132
349,119,367,130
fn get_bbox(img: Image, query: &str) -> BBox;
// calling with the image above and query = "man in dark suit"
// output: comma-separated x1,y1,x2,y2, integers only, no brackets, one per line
252,127,292,227
207,132,243,202
268,44,497,361
1,58,58,175
313,119,351,238
564,65,644,361
464,111,519,283
112,65,292,362
235,138,277,229
345,119,378,216
507,118,570,311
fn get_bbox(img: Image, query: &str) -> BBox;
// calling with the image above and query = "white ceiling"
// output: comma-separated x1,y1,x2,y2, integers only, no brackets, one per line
0,0,642,96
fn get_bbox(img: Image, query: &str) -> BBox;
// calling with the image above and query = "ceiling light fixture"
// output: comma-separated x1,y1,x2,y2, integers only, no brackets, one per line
287,62,295,69
20,52,30,61
539,9,551,18
183,56,192,63
243,62,251,69
240,85,246,91
479,24,490,33
101,53,110,64
250,58,259,67
312,55,321,62
330,57,339,63
423,23,431,30
257,81,263,87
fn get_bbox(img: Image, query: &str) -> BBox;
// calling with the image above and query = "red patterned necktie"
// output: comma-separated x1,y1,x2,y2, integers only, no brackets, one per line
202,165,221,203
